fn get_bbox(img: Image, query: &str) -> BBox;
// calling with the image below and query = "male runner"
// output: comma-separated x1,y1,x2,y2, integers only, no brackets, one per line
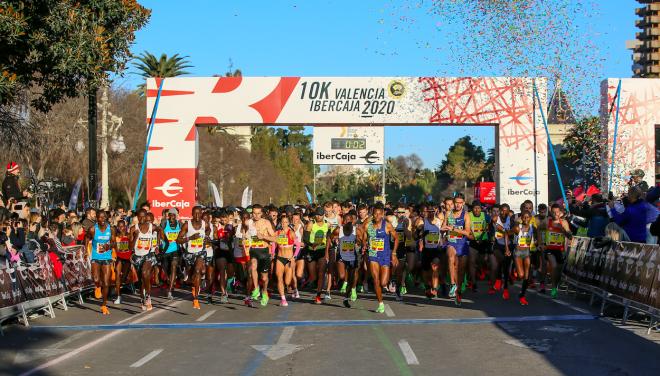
468,201,489,292
360,203,398,313
492,204,513,299
306,207,329,304
87,211,116,315
113,219,131,305
215,210,234,303
247,204,277,306
416,203,444,298
334,213,359,307
393,204,415,300
129,209,160,311
355,203,370,293
537,203,571,298
162,208,181,300
177,206,211,309
444,194,472,305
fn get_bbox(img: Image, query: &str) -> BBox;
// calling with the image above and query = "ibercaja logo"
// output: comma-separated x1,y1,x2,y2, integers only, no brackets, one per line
147,168,196,217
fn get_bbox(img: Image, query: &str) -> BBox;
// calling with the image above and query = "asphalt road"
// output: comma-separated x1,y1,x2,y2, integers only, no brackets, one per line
2,282,659,376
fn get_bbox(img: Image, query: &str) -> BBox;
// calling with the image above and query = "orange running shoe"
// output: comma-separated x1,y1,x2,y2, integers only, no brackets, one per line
94,287,102,299
519,296,529,306
101,305,110,315
502,288,510,300
193,299,201,310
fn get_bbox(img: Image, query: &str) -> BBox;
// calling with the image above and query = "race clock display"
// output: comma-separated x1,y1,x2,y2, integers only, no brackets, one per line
330,138,366,150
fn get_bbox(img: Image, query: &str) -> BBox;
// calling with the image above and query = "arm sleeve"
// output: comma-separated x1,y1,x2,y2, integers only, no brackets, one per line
293,239,301,258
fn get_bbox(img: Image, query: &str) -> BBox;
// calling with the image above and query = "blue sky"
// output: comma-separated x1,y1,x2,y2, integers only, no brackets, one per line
120,0,638,169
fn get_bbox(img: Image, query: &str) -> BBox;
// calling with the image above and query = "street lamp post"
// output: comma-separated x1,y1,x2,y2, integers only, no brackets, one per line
88,86,98,209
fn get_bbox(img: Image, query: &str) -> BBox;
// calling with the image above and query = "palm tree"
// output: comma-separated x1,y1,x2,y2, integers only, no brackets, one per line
132,52,193,95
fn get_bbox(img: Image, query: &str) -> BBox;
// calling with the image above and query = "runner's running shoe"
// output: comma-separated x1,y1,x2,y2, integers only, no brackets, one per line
220,294,229,304
376,302,385,313
280,298,288,307
113,295,121,305
193,299,201,310
400,285,407,295
94,287,101,299
167,291,173,300
454,294,462,307
324,293,332,301
145,297,153,311
251,288,260,300
350,288,357,302
343,299,351,308
550,287,558,299
260,292,269,306
494,279,502,291
293,289,300,299
314,295,322,304
101,305,110,315
340,281,348,294
449,284,457,298
519,296,529,306
502,288,510,300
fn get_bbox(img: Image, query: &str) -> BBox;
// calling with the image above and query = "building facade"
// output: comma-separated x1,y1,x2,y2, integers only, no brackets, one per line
628,1,660,77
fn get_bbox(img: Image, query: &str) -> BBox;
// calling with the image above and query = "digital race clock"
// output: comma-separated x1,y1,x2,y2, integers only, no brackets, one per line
330,138,366,150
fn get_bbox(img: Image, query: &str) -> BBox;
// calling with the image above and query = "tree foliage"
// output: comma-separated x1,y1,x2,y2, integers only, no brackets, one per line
560,116,602,185
437,136,488,184
132,52,192,95
0,0,150,111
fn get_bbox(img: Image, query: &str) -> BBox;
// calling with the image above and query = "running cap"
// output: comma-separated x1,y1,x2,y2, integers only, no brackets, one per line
167,208,178,215
314,207,324,216
6,162,19,173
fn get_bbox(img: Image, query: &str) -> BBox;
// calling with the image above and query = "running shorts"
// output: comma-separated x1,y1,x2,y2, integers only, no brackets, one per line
131,252,156,271
368,249,391,267
447,241,470,257
276,256,292,267
421,247,443,271
91,259,113,266
396,246,415,260
544,249,564,264
250,247,272,274
161,251,180,273
305,249,325,263
515,247,530,259
340,258,358,269
182,251,212,267
470,240,490,255
215,249,234,262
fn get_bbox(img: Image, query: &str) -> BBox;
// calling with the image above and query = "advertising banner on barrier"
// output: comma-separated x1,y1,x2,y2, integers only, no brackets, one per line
62,246,93,292
566,237,659,310
0,266,23,308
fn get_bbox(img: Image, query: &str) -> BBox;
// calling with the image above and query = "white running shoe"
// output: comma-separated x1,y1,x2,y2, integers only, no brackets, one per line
113,295,121,305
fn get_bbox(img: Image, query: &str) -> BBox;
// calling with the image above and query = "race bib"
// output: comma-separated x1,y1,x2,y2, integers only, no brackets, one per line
425,232,440,244
495,231,504,239
167,232,179,241
117,241,129,252
518,236,530,247
277,235,289,247
137,239,151,250
548,232,563,246
448,226,463,240
190,237,204,249
96,243,108,254
472,222,484,233
341,241,355,252
370,238,385,252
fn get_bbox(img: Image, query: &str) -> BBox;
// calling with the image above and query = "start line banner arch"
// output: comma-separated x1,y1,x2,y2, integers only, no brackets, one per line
145,77,549,217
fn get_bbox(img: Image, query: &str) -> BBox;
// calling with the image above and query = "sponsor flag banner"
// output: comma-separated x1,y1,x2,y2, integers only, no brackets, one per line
147,168,196,218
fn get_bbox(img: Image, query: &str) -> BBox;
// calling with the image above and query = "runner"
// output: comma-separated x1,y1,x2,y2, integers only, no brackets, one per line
247,204,277,306
214,209,234,304
360,203,398,313
416,203,443,298
335,213,359,307
511,211,538,305
393,204,414,300
533,203,549,292
468,200,489,293
324,201,341,300
291,211,305,299
305,207,329,304
273,215,300,307
113,219,131,305
86,211,116,315
356,204,370,293
492,204,513,300
161,208,181,300
233,211,253,307
444,194,472,306
177,206,211,310
128,209,158,311
538,203,571,298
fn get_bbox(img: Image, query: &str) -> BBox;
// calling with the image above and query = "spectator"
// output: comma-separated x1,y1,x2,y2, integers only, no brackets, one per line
608,187,648,243
2,162,31,205
628,169,649,193
81,207,96,231
573,194,609,238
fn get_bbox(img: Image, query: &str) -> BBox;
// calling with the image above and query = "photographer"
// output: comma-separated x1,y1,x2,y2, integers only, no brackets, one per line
572,194,609,238
2,162,31,205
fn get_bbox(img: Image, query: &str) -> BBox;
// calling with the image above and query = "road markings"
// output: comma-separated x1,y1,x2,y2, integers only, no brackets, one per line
30,314,598,332
196,310,217,322
530,290,591,314
384,304,395,317
538,324,577,333
130,349,163,368
397,340,419,365
251,326,312,361
20,299,185,376
14,349,72,364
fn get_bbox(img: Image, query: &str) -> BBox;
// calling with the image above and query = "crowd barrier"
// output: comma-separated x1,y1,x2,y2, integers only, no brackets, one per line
564,237,660,333
0,245,93,334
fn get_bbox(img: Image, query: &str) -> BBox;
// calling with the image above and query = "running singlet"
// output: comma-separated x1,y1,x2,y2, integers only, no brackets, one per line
186,220,206,254
396,219,414,248
276,230,294,249
367,220,390,257
339,226,357,262
469,212,488,241
423,219,441,249
516,224,535,249
233,225,248,259
91,224,112,261
447,210,467,244
324,215,340,231
134,224,154,257
115,235,131,260
495,216,511,246
163,221,180,254
309,222,329,251
544,219,566,251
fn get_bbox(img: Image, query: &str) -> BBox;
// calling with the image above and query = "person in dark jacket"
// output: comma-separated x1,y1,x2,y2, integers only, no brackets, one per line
608,187,648,243
2,162,29,205
573,194,609,238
